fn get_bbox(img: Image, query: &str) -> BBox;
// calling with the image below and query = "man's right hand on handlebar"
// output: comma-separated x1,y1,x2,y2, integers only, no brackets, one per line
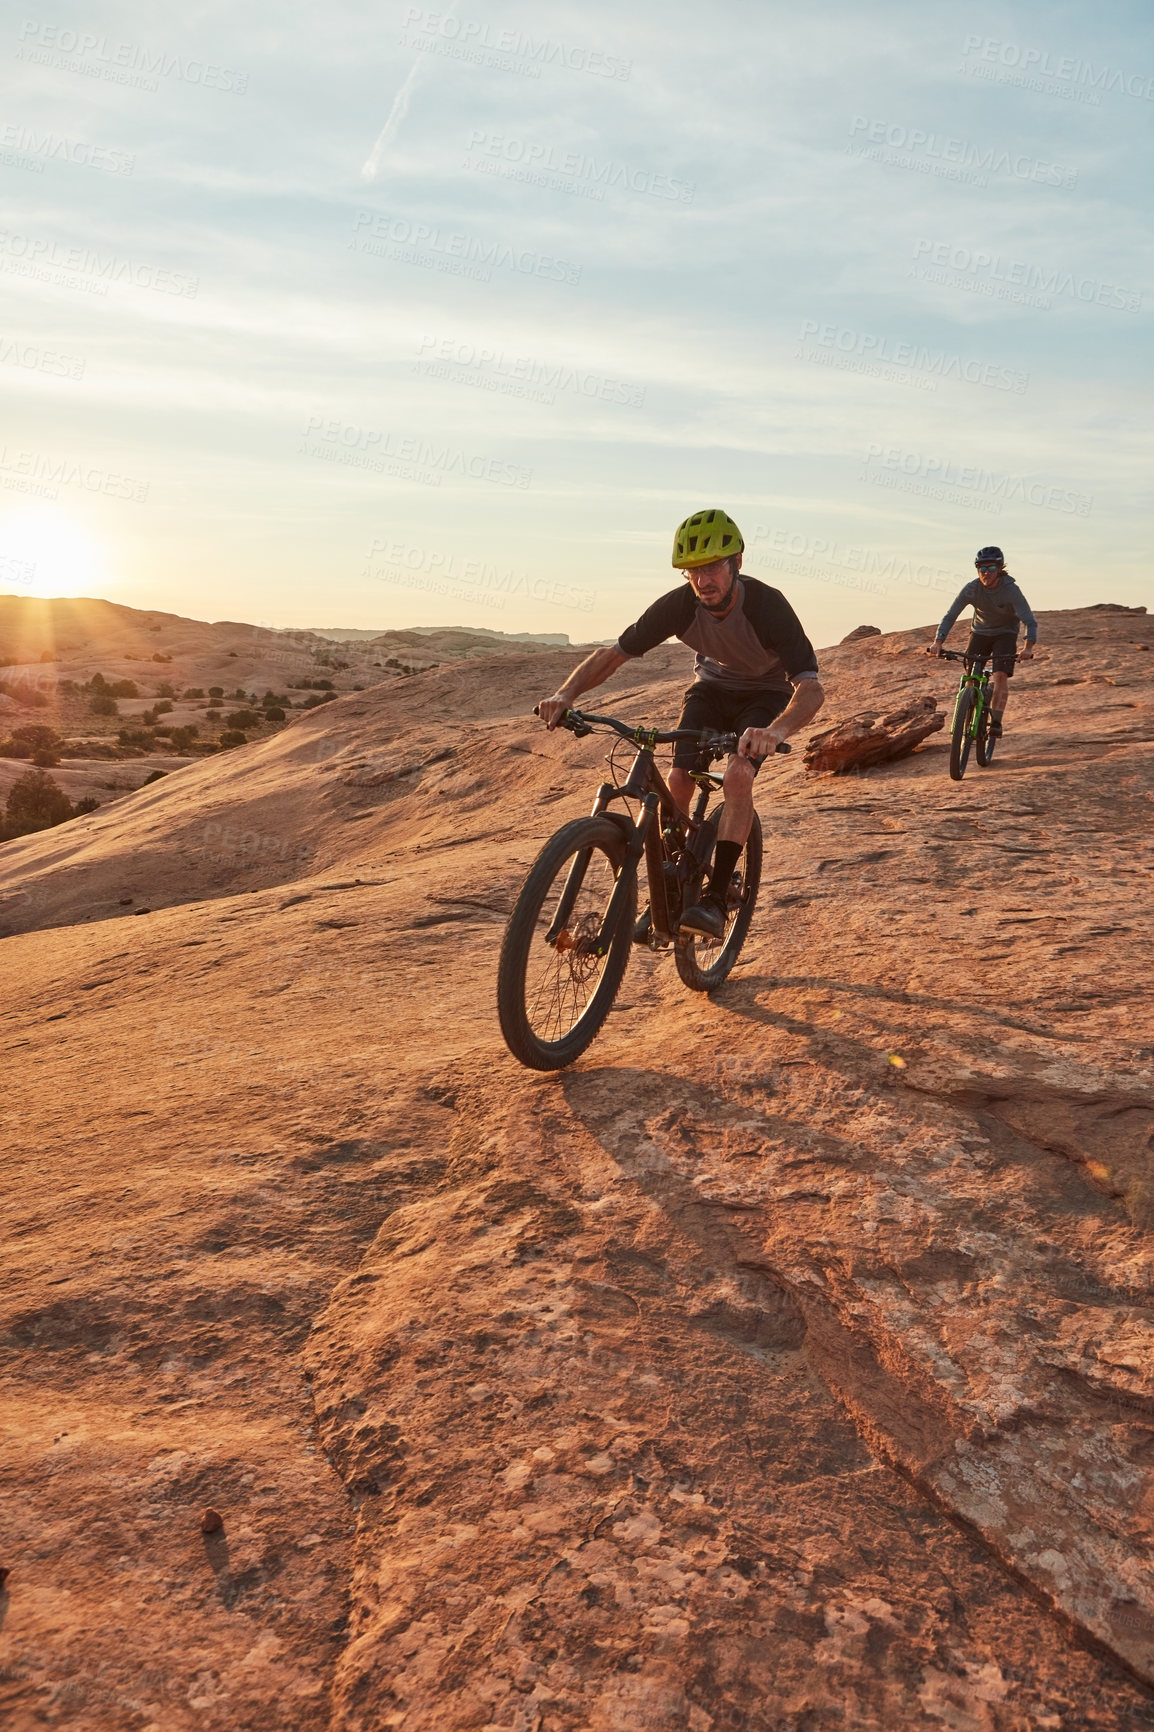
537,694,573,730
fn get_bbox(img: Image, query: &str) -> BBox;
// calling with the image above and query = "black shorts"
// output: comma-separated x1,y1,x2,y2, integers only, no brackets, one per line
672,681,788,772
966,630,1018,674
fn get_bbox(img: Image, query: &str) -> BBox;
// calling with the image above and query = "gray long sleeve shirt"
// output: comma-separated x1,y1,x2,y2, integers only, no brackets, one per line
938,573,1038,642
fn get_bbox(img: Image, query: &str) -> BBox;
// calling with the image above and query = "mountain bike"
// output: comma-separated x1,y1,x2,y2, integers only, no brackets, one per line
940,648,1015,780
497,708,789,1071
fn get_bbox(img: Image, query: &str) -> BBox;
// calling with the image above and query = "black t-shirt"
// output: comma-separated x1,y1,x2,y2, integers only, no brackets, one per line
617,575,819,693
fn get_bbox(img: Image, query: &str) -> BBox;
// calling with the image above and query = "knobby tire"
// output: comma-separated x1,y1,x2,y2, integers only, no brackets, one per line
976,700,997,767
675,806,763,993
497,815,636,1071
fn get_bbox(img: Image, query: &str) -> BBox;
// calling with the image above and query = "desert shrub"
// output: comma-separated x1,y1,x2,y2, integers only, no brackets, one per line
13,724,61,754
208,686,224,699
226,708,261,730
142,769,167,785
154,682,176,698
153,699,173,715
302,691,338,709
262,706,286,723
151,652,172,662
166,726,199,751
0,738,32,760
90,694,118,717
218,729,247,748
117,727,157,750
183,687,205,699
83,675,134,698
74,797,100,815
1,768,74,839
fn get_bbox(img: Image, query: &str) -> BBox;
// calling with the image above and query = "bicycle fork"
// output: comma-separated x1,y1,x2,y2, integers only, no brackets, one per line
542,789,656,955
593,795,656,955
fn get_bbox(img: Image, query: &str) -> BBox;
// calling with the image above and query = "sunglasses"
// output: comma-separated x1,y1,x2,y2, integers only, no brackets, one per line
976,563,1001,572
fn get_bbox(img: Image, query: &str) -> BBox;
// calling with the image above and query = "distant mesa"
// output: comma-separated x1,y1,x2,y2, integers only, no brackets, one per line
309,624,574,647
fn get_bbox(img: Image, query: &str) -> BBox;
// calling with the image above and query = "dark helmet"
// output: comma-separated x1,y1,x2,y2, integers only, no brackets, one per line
975,546,1005,569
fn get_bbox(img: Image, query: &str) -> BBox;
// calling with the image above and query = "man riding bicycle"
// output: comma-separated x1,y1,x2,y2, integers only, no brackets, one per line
538,508,824,940
927,546,1037,735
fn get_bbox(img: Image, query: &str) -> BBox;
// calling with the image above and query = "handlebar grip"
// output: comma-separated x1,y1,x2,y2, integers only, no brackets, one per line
775,740,791,755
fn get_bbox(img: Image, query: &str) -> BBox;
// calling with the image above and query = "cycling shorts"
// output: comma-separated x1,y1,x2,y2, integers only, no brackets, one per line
673,681,789,772
966,630,1018,675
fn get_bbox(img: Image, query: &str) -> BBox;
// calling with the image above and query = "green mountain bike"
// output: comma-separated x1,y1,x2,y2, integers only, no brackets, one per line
941,648,1015,781
497,708,788,1071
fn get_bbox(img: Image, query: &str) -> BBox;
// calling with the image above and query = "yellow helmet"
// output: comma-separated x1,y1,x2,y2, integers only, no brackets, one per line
672,507,744,568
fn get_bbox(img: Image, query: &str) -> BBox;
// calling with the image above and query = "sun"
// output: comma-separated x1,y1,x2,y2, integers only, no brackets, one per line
0,504,108,599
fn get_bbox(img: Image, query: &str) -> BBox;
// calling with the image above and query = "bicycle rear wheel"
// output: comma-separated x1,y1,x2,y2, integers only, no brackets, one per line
497,816,636,1070
675,807,762,992
949,687,975,781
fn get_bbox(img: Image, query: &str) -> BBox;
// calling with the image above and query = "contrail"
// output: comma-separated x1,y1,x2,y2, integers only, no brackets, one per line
361,5,456,181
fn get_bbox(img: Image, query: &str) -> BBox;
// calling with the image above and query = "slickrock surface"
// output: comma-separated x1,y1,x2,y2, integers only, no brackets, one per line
1,606,1152,1729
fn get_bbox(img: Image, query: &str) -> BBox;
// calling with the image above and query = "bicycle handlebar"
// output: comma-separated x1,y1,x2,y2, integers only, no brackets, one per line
532,705,791,755
937,648,1018,665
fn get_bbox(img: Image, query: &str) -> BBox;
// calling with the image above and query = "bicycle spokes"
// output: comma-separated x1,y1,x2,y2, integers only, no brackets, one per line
524,848,619,1043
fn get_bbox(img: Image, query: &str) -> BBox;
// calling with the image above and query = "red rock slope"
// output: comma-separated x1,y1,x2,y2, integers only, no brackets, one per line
1,606,1152,1730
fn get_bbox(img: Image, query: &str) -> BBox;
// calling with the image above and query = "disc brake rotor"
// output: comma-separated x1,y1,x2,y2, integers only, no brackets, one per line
553,913,604,982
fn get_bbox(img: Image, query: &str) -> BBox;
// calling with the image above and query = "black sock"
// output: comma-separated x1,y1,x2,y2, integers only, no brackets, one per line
708,839,743,900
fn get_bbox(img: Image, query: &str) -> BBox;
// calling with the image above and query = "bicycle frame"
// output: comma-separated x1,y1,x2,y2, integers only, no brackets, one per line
540,714,733,954
955,662,992,740
941,647,1013,739
543,749,720,954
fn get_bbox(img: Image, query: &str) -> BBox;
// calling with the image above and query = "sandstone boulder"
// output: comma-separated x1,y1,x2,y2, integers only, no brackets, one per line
840,624,883,643
804,692,944,775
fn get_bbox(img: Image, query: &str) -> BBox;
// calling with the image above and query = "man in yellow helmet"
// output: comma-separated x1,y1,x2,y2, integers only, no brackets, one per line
538,508,824,940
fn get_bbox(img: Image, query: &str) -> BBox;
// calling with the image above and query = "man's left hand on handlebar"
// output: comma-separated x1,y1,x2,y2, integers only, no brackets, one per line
737,724,786,760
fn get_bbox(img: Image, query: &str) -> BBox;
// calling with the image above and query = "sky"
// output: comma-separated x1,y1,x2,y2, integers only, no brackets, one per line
0,0,1151,649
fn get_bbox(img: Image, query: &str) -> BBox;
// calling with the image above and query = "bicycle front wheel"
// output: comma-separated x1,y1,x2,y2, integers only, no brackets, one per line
497,816,636,1070
975,700,996,767
675,807,762,993
949,687,975,781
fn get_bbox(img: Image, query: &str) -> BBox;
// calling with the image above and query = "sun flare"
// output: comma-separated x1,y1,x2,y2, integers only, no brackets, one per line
0,505,108,599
